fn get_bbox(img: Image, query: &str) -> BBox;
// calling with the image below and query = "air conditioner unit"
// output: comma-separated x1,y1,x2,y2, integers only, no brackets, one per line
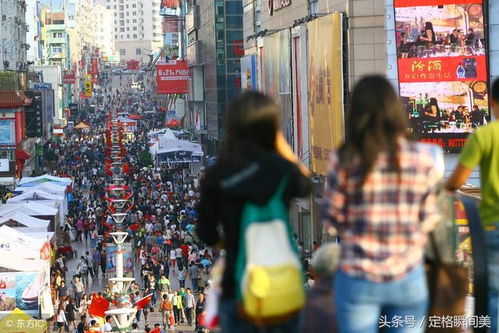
1,15,6,21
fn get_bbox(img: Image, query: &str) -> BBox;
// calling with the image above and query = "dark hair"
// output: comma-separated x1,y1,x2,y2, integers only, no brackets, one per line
339,75,409,185
424,22,436,41
492,78,499,102
219,91,280,165
106,315,111,321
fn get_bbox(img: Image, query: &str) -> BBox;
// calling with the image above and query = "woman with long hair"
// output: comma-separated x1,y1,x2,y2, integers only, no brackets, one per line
56,303,67,333
322,76,440,333
197,91,311,332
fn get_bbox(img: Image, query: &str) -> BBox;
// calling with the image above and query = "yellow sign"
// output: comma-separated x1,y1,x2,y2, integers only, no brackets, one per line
84,80,93,97
307,12,344,176
0,308,47,332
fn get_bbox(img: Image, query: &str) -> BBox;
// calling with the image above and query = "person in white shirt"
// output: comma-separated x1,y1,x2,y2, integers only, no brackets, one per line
103,315,113,332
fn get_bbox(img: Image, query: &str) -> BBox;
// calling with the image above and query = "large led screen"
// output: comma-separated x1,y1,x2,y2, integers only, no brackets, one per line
394,0,489,150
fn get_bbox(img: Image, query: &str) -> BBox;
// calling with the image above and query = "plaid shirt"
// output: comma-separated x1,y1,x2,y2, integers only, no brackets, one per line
322,140,440,282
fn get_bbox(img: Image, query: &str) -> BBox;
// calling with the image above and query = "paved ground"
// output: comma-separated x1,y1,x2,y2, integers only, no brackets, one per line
66,239,198,333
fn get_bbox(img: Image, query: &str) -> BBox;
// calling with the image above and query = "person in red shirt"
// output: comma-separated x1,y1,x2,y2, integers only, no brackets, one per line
180,243,189,269
150,323,161,333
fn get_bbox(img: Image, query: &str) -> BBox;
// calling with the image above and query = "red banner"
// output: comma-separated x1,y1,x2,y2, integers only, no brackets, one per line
156,60,189,94
91,57,98,76
398,56,487,83
127,60,140,70
63,70,76,84
394,0,481,6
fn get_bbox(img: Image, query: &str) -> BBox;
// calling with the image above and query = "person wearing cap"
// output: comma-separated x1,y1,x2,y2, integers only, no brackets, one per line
302,243,340,333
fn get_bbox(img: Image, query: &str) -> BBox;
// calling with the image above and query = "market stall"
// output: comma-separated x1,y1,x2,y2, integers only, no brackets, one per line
0,202,59,232
0,213,51,232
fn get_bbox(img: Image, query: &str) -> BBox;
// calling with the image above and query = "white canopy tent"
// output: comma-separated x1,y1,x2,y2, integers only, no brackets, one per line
0,202,59,232
18,174,72,187
0,212,50,232
15,182,67,196
150,137,204,163
7,189,67,214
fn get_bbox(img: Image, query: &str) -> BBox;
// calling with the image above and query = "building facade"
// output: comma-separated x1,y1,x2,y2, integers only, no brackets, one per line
26,0,45,65
44,12,71,68
186,0,244,154
0,0,29,71
96,0,163,64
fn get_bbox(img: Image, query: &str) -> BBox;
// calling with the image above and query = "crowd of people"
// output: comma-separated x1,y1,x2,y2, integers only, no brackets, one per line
39,66,499,333
44,72,213,333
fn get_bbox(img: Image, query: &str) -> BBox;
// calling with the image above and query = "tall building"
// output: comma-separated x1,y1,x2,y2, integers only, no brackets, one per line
96,0,163,64
186,0,244,153
0,0,29,71
44,12,71,68
26,0,45,65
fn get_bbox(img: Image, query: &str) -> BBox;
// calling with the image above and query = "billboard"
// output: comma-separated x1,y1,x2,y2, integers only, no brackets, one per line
307,12,344,176
240,55,257,90
63,70,76,84
262,30,293,141
156,60,189,94
0,272,40,316
106,243,134,277
0,120,16,146
394,0,489,150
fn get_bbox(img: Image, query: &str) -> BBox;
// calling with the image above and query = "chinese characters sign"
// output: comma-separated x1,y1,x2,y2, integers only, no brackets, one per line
307,13,344,175
394,0,489,151
156,60,189,94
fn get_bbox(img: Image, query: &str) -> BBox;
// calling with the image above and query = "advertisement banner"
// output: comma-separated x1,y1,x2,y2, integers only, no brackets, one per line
63,70,76,84
394,0,489,150
0,120,16,146
156,60,189,94
307,13,344,176
240,55,257,90
106,243,134,277
262,30,293,141
0,272,40,316
91,57,98,76
126,60,140,70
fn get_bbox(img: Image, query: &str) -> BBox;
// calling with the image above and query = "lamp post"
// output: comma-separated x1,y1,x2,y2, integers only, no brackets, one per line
104,108,137,332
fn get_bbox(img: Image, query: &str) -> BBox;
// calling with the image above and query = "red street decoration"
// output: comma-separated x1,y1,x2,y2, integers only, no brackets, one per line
107,205,117,214
166,119,181,128
123,162,130,175
156,60,189,94
88,294,110,317
135,294,153,310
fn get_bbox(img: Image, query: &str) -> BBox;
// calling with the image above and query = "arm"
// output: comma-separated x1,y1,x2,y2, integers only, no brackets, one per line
445,132,480,192
445,164,473,191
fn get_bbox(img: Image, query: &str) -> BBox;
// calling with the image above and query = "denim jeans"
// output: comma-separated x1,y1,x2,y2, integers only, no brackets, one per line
219,299,300,333
485,229,499,333
335,264,428,333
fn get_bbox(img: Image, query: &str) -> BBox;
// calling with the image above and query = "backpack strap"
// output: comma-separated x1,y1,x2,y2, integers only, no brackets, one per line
272,173,290,201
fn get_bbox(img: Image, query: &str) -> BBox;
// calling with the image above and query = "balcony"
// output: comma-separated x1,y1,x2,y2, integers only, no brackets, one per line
187,41,199,66
48,37,67,45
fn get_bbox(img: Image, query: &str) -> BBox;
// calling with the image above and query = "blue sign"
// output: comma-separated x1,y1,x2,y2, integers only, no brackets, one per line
34,83,52,90
240,55,257,90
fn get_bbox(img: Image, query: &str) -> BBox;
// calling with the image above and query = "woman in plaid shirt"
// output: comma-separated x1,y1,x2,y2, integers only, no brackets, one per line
323,76,440,333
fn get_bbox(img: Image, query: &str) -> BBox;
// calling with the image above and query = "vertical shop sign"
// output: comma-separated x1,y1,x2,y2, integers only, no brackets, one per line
307,12,344,176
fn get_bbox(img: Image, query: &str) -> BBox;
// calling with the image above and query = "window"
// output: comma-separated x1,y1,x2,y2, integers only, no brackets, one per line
136,48,141,55
133,34,137,39
133,26,137,31
127,34,130,38
53,32,63,38
126,27,129,31
226,1,243,14
132,19,137,23
120,49,126,56
107,5,110,9
51,46,63,53
310,0,318,15
132,3,136,7
133,11,137,15
120,27,125,32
